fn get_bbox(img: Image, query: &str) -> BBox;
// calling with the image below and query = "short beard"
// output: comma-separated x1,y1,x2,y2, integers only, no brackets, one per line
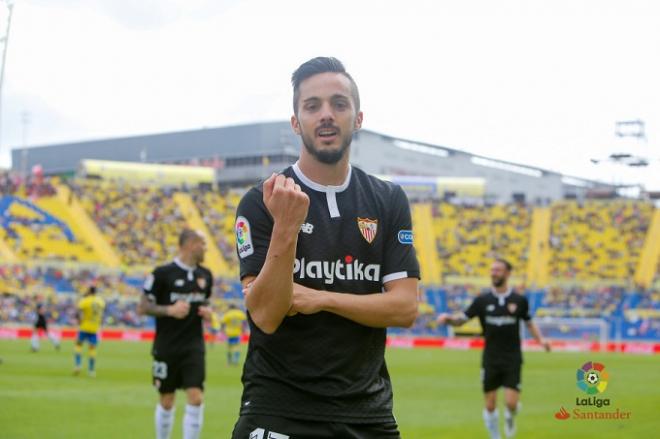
492,277,506,288
301,132,352,165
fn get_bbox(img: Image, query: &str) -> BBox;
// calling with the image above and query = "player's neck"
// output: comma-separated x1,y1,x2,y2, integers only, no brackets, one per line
297,154,350,186
492,285,509,295
176,254,197,269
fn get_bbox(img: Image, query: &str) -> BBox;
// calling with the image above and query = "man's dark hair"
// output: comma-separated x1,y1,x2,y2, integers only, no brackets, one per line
291,56,360,115
495,258,513,272
88,285,97,295
179,229,200,247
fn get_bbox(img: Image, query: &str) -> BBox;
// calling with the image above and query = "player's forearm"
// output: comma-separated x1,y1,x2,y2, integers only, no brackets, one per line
318,288,418,328
446,313,469,326
527,321,545,343
137,299,170,317
246,224,298,334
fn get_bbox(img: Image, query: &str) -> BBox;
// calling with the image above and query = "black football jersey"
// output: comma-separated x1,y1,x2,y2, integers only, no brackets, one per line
35,311,48,329
143,259,213,356
464,289,531,366
235,163,420,423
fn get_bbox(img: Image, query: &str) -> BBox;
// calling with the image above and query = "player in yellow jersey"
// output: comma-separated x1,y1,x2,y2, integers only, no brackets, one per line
221,304,247,366
74,286,106,377
206,310,221,348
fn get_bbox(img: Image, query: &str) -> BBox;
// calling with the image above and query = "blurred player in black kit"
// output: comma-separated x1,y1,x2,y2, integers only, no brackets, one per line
138,229,214,439
437,259,551,439
31,302,60,352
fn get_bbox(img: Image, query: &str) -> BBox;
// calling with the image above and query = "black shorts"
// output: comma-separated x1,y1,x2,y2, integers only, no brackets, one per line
481,363,521,393
231,414,400,439
152,351,205,394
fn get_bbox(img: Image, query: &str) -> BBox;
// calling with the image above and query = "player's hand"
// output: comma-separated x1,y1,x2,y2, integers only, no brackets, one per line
167,300,190,319
242,281,254,297
289,283,324,316
542,340,552,352
436,313,450,325
262,173,309,234
197,306,213,321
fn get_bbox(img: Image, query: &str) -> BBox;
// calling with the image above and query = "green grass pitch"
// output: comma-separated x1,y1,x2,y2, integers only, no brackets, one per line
0,339,658,438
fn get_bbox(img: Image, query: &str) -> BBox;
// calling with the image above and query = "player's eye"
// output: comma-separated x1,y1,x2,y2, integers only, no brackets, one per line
334,100,348,110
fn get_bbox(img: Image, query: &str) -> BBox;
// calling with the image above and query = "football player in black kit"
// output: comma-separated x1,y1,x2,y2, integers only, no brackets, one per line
31,302,60,352
232,57,420,439
138,229,214,439
437,259,551,439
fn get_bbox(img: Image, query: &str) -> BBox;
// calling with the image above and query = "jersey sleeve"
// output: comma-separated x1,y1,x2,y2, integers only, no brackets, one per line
464,296,481,319
235,186,273,280
143,269,164,302
520,295,531,321
381,185,420,284
205,271,213,302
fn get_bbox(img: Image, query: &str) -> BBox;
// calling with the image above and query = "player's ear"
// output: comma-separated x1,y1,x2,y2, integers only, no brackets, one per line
291,115,301,135
354,111,363,130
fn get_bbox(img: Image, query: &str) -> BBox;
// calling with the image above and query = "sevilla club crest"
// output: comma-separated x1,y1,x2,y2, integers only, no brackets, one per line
357,217,378,244
507,303,517,314
196,277,207,290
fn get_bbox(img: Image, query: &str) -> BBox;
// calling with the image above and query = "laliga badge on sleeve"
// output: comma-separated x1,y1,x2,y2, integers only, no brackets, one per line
236,216,254,258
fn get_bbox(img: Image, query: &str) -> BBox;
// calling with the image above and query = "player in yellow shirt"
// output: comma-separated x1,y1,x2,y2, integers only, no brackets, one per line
207,310,222,347
74,286,106,377
221,304,247,366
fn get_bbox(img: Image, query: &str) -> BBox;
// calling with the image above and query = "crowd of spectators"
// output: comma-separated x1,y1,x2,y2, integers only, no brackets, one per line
190,188,240,275
0,170,56,198
0,293,143,328
549,200,652,280
72,179,188,268
1,175,96,262
432,202,531,278
539,285,625,318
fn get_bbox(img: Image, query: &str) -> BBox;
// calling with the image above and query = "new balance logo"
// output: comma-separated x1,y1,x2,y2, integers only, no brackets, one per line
300,223,314,234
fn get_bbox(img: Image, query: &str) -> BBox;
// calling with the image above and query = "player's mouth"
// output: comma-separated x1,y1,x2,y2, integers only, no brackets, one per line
316,126,339,142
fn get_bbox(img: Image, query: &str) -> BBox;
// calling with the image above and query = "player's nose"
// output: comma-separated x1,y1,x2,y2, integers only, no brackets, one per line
319,102,335,122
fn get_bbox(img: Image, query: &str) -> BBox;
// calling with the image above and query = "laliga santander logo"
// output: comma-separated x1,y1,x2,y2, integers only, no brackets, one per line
576,361,609,395
236,220,248,245
236,216,254,258
554,361,630,421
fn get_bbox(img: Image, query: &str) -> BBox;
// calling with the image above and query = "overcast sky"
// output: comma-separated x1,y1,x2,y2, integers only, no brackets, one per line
1,0,659,189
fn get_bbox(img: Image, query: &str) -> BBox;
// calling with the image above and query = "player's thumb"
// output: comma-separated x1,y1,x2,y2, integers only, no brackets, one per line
262,173,277,201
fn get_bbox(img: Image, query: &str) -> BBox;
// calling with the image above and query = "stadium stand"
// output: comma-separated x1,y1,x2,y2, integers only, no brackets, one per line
72,179,189,269
1,175,659,344
548,200,653,281
431,202,532,279
190,188,241,278
0,182,101,263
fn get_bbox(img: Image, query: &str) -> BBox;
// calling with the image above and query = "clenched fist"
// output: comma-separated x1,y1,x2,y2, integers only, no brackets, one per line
263,173,310,234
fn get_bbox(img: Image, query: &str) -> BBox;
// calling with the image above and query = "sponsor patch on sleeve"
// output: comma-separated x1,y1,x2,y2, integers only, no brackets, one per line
397,230,414,244
143,274,154,291
236,216,254,258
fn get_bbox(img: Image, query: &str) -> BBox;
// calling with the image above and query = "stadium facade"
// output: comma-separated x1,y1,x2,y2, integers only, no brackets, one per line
12,121,613,203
